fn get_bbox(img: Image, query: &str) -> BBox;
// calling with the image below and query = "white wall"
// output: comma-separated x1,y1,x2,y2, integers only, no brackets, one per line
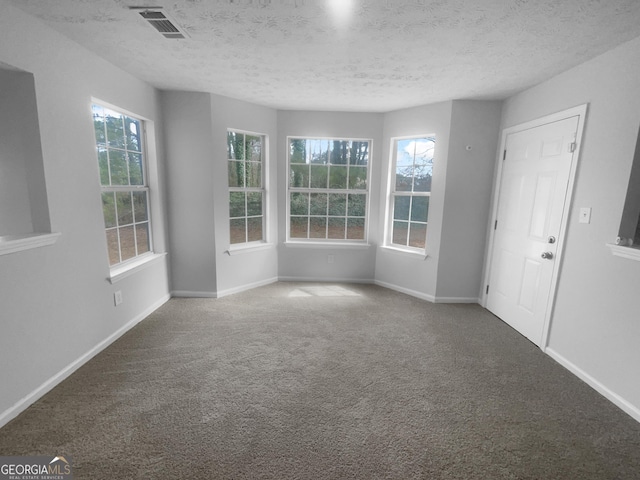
277,110,384,282
0,2,170,426
499,35,640,419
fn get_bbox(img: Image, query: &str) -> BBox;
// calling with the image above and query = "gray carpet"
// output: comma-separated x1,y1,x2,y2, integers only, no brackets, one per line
1,282,639,479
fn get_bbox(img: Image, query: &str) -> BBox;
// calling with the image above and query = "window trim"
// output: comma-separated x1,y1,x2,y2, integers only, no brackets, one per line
285,136,372,245
92,100,155,269
385,134,435,253
227,128,268,250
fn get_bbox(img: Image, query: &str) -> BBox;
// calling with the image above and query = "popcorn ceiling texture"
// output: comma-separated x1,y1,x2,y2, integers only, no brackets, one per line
8,0,640,111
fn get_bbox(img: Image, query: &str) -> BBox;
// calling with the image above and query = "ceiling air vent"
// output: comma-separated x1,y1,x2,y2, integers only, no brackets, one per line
130,7,188,39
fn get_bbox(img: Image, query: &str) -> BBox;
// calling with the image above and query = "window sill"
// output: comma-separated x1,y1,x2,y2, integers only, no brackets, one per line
607,243,640,262
108,252,167,284
226,243,275,256
0,232,61,256
284,241,372,250
379,245,429,259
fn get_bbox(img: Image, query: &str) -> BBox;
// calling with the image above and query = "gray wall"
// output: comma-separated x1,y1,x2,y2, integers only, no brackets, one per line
0,3,170,425
499,35,640,418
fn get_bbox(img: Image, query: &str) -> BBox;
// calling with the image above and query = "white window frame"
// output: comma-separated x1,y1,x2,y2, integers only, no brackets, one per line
92,102,155,269
286,136,372,244
227,129,268,250
386,134,435,254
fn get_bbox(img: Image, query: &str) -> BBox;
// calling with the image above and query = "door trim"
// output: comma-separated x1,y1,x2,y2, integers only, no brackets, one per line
482,104,588,351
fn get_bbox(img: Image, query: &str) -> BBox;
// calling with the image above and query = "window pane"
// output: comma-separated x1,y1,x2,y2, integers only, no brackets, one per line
229,192,246,218
392,221,408,246
330,140,349,164
328,193,346,217
413,164,432,192
290,217,308,238
125,117,142,152
309,193,327,215
247,192,262,216
310,165,328,188
227,131,243,160
393,195,410,221
409,222,427,249
396,139,414,167
102,192,116,228
395,165,413,192
133,191,148,222
230,218,246,244
93,105,106,145
109,150,128,185
119,225,136,261
350,141,369,165
128,152,143,185
310,140,330,164
328,217,345,239
290,139,307,164
411,196,429,222
106,228,120,265
246,135,261,162
105,110,125,149
348,194,366,217
290,192,309,215
347,218,365,240
309,217,327,238
348,166,367,190
116,192,133,225
414,137,435,164
98,148,109,185
228,161,243,188
247,217,263,242
136,222,150,255
329,165,347,189
246,162,261,188
290,164,309,188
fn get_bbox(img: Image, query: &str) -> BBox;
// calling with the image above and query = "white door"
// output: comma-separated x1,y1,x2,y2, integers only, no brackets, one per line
486,115,580,346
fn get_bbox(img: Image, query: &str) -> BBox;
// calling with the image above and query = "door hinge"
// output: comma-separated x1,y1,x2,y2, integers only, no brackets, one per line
568,142,577,153
486,285,490,294
503,150,507,160
494,219,498,230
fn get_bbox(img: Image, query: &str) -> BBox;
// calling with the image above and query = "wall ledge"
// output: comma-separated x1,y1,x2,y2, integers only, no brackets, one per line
607,243,640,262
0,232,60,256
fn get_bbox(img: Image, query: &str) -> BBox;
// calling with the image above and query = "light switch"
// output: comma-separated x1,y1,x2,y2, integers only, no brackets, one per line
579,207,591,224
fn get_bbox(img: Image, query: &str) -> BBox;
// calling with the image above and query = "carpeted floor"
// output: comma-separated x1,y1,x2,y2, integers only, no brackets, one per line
1,282,639,479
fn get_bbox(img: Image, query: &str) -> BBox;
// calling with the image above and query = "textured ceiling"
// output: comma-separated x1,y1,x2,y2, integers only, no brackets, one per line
8,0,640,112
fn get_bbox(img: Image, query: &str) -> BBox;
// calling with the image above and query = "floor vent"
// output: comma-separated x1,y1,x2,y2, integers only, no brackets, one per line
130,7,188,39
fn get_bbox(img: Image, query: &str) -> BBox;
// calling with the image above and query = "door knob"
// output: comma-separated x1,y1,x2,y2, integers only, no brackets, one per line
541,251,554,259
548,236,556,244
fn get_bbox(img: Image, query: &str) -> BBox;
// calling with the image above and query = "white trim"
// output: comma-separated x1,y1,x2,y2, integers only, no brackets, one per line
171,290,217,298
433,296,480,304
378,245,429,259
0,293,171,429
374,280,435,303
108,252,167,284
0,232,60,256
607,243,640,262
482,104,588,350
279,276,374,284
546,348,640,423
284,241,372,250
226,242,275,256
216,277,279,298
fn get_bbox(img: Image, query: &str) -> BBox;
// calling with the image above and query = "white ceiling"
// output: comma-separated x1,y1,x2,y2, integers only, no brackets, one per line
9,0,640,112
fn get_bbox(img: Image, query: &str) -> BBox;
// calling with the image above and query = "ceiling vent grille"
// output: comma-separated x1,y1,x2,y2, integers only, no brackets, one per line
131,7,188,39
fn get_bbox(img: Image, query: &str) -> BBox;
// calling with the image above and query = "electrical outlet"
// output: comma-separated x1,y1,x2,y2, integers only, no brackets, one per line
328,255,335,264
114,290,123,306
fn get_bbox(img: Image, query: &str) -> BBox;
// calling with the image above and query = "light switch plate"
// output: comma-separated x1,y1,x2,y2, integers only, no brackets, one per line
579,207,591,224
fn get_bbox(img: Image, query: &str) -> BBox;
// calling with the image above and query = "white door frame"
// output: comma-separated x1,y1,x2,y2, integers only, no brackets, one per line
482,104,588,351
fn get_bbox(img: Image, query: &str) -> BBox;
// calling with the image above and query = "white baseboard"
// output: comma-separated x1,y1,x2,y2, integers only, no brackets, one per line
171,290,217,298
216,277,279,298
0,294,171,429
545,347,640,424
279,276,375,284
433,296,480,304
374,280,436,302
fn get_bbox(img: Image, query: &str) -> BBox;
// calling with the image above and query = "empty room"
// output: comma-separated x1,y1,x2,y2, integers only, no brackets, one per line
1,0,640,478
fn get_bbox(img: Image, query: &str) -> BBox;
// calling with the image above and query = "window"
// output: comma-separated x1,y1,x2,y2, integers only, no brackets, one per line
388,136,435,251
227,130,266,245
287,138,370,242
92,104,152,266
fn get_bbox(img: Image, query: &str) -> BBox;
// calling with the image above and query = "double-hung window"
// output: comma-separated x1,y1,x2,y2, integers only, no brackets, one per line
287,138,370,242
227,130,266,246
92,104,152,266
388,136,435,251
